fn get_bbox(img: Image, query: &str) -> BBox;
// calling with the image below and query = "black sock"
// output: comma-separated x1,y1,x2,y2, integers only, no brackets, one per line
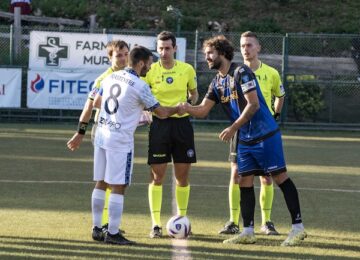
279,178,302,224
240,186,255,228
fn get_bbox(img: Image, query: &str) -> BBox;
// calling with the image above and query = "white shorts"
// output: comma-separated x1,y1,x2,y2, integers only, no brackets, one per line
93,146,133,185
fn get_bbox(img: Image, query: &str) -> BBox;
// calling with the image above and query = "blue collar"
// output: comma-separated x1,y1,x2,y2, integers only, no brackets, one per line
124,67,139,77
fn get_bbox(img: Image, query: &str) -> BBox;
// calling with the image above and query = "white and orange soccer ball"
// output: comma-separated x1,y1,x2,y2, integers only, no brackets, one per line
166,215,191,239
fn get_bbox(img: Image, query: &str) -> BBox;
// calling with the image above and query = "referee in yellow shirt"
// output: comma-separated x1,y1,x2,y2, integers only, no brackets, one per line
144,31,198,238
219,31,285,235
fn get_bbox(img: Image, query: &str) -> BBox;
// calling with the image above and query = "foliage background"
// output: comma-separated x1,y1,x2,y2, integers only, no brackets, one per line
1,0,360,33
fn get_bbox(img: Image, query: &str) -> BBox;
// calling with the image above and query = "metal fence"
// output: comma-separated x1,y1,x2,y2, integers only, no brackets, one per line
1,24,360,129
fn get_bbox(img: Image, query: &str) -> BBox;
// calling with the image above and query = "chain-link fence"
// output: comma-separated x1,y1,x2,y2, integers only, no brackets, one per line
1,25,360,128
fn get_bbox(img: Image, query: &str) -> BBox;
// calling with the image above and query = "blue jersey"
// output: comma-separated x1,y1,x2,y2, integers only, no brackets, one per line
205,63,279,145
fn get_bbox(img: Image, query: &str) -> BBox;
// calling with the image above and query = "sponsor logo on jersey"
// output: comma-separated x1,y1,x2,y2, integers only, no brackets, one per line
153,154,167,158
98,116,121,131
220,90,238,103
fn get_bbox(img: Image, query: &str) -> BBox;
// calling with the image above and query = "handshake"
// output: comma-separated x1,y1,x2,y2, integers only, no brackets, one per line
177,102,191,116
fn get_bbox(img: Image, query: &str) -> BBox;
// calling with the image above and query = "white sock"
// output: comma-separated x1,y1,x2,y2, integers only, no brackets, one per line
91,188,106,228
243,227,254,235
108,193,124,235
292,223,304,230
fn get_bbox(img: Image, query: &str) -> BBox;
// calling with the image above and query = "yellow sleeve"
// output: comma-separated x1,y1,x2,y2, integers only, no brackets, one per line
272,70,285,97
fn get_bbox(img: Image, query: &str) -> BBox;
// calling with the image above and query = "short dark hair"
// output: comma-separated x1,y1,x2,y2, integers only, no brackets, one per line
129,46,153,67
106,40,129,57
157,31,176,47
202,35,234,61
241,31,260,43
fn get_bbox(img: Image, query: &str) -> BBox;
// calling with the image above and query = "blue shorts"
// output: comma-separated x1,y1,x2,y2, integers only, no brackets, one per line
237,131,287,176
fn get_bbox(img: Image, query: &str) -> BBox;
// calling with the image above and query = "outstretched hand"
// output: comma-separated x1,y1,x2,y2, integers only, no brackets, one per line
219,126,236,142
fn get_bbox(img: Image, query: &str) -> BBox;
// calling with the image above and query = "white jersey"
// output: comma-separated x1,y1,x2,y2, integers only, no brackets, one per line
95,68,159,151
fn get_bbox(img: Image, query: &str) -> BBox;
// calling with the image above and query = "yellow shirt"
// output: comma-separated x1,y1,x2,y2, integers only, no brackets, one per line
255,62,285,114
88,67,114,122
88,67,114,101
144,60,197,118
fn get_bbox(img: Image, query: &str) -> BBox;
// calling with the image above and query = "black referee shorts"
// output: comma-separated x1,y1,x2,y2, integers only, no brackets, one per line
148,116,196,164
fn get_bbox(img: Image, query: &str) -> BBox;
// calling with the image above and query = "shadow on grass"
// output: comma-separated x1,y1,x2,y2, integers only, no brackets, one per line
0,232,357,260
0,235,172,259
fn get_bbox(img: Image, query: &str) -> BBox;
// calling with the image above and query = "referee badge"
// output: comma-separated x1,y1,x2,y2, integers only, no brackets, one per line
166,77,174,84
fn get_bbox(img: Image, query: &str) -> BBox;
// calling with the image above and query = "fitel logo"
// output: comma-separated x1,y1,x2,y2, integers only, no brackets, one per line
38,36,69,66
30,74,45,93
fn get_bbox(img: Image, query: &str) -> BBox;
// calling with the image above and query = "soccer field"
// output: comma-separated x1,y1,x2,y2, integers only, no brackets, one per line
0,123,359,259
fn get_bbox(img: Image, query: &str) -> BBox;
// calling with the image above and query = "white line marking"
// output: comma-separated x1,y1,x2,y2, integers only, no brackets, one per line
171,166,192,260
0,180,358,193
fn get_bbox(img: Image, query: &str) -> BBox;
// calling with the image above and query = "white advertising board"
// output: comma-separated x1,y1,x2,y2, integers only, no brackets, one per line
0,68,22,108
29,31,186,70
27,69,99,109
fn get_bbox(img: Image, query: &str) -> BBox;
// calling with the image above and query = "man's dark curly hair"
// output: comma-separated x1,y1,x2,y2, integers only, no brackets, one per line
202,35,234,61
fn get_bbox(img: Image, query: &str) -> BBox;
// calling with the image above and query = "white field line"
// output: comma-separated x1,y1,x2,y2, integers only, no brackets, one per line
0,179,359,193
171,166,192,260
1,155,359,176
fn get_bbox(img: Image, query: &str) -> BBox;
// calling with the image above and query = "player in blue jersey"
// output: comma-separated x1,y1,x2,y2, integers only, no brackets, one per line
178,35,307,246
219,31,285,235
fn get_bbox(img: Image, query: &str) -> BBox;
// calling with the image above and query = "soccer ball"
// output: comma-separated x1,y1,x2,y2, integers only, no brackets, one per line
166,215,191,239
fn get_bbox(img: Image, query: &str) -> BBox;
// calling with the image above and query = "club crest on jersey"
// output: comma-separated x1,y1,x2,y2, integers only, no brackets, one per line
166,77,174,84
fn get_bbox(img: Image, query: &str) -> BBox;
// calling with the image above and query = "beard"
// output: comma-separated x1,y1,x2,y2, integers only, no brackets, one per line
207,57,222,70
140,66,148,77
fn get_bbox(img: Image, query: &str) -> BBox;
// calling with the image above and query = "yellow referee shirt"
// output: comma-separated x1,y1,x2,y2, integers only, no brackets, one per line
144,60,197,118
255,62,285,114
88,67,114,122
88,67,114,101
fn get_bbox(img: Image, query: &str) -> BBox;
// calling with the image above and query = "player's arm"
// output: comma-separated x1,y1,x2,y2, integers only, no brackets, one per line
187,66,199,105
66,98,94,151
219,90,259,142
274,95,284,114
180,98,215,118
93,93,102,109
272,70,285,120
188,88,199,105
153,105,179,119
67,81,101,151
141,82,178,119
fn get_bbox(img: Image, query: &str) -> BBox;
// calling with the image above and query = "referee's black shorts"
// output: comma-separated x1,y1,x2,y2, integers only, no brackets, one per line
147,116,197,165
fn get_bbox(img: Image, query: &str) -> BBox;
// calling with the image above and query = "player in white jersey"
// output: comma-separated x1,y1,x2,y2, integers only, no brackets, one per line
91,46,179,245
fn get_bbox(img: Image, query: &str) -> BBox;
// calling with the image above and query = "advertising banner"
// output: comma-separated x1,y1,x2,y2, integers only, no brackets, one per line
28,31,187,70
0,68,22,108
27,69,99,109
